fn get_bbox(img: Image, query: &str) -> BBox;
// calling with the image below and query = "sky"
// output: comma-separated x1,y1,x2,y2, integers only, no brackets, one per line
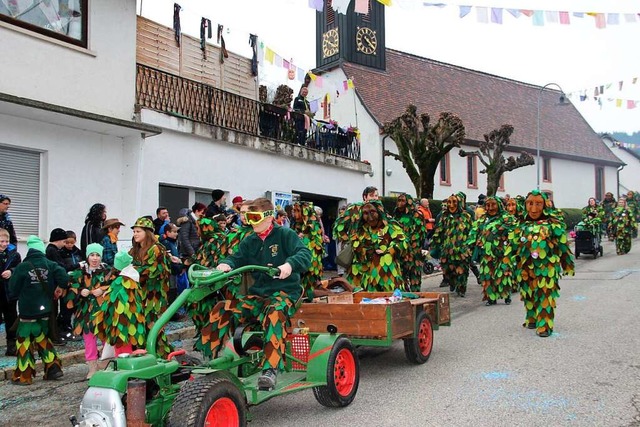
138,0,640,135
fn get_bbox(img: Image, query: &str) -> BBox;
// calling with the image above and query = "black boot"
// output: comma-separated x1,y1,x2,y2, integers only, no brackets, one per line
5,340,17,357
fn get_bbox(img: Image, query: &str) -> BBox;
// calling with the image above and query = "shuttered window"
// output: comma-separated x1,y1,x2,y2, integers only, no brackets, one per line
0,146,40,238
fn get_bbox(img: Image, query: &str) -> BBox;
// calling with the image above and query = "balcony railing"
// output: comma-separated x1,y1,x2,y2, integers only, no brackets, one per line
136,64,360,161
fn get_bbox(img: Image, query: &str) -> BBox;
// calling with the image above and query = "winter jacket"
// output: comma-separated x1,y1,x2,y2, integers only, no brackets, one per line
0,247,22,303
220,224,311,302
205,202,225,219
0,212,17,245
8,249,69,319
100,234,118,267
60,245,85,272
178,213,201,257
46,243,66,268
81,222,104,256
160,236,183,276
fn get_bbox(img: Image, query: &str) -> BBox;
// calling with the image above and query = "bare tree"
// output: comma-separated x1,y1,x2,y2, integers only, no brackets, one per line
459,124,534,197
382,105,466,198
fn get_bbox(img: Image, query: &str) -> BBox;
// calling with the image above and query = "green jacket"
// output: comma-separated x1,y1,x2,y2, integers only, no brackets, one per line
8,249,69,319
221,225,311,301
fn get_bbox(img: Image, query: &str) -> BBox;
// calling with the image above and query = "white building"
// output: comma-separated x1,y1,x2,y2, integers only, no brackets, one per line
601,134,640,197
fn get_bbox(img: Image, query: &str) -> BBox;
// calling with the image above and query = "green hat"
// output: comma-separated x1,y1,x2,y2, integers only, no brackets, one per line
114,250,133,271
131,216,154,231
86,242,104,258
26,235,46,254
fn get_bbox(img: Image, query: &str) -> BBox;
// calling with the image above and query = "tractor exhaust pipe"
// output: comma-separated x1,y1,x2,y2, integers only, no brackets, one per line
126,379,150,427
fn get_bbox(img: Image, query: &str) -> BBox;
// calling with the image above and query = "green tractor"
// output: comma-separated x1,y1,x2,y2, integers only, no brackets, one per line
70,265,360,427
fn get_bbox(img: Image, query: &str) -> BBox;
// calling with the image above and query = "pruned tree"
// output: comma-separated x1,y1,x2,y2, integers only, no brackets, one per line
272,84,293,109
382,105,466,199
459,124,534,197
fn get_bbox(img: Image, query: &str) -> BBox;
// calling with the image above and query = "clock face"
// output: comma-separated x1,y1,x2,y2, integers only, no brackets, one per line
322,28,339,58
356,27,377,55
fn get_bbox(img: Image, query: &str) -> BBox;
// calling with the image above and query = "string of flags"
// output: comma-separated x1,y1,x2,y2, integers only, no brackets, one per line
305,72,356,115
568,76,640,110
309,0,640,29
613,140,639,149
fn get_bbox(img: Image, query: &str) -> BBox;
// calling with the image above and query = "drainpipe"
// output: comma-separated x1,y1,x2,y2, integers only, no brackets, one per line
617,164,625,199
381,135,389,197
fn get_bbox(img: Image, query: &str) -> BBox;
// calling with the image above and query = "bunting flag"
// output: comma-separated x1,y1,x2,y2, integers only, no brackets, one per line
355,0,369,14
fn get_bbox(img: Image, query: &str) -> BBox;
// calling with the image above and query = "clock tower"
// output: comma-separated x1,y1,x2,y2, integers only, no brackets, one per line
315,0,386,71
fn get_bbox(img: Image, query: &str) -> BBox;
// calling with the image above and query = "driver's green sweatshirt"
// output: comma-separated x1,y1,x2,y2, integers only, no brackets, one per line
221,224,311,301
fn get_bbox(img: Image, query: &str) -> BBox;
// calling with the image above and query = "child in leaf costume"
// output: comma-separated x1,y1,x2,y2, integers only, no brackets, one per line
393,193,427,292
292,201,324,295
189,217,231,358
473,197,516,305
130,217,172,358
65,243,111,379
94,250,145,357
508,190,574,338
431,194,473,297
347,200,407,292
611,198,637,255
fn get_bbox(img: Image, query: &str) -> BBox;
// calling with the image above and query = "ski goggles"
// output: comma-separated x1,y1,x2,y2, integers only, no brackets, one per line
245,210,274,225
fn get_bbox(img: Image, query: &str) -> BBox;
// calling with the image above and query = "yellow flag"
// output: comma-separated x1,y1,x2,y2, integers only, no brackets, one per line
308,71,317,81
347,79,355,89
265,47,275,64
377,0,392,5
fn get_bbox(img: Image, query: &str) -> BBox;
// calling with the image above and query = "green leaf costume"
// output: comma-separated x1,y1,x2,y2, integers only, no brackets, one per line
508,190,574,336
473,197,517,303
393,194,428,292
611,206,636,255
65,264,111,336
12,319,61,385
431,194,473,296
292,202,324,293
132,242,172,357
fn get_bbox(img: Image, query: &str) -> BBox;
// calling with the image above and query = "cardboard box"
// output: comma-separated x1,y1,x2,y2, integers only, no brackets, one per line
312,292,354,304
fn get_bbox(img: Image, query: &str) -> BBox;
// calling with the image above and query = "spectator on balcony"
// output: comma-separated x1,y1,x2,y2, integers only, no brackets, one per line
293,86,311,145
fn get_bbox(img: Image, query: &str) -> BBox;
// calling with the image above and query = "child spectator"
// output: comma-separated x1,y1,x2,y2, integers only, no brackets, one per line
47,228,77,344
60,230,84,272
0,228,22,356
100,218,124,267
205,198,311,390
160,223,183,307
65,243,110,379
9,236,68,385
213,213,229,233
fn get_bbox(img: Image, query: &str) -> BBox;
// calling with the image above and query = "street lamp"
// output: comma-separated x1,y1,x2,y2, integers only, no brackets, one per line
536,83,569,189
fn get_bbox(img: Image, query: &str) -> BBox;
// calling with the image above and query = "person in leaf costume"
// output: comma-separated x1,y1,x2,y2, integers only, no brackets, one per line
65,243,111,379
600,192,617,240
611,197,637,255
291,201,324,295
189,217,232,358
508,190,574,338
129,217,172,358
93,250,145,358
346,200,407,292
227,200,254,256
431,194,473,297
393,193,427,292
473,197,516,305
624,191,640,238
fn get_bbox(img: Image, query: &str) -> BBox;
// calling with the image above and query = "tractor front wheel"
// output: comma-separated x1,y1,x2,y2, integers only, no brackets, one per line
403,311,434,364
313,337,359,408
167,375,246,427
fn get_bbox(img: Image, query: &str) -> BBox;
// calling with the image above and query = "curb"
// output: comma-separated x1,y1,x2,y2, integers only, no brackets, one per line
1,326,196,381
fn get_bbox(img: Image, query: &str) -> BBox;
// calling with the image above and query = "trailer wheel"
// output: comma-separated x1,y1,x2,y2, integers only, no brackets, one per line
423,262,434,275
313,337,359,407
167,375,246,427
404,311,433,364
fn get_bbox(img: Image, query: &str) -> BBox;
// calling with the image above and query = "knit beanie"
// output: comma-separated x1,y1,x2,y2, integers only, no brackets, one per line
49,227,68,242
26,235,46,253
86,242,104,258
114,250,133,271
211,189,225,202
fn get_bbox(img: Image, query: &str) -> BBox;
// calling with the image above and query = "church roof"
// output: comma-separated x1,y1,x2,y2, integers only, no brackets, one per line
341,49,621,166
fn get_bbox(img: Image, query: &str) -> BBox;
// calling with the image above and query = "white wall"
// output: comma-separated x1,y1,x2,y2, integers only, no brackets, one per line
606,144,640,196
0,0,137,120
0,114,135,242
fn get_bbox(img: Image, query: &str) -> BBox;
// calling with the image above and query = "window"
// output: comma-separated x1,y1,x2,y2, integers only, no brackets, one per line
542,190,554,206
0,0,88,47
595,166,605,201
0,146,40,238
498,174,505,192
439,152,450,185
542,157,552,182
467,155,478,189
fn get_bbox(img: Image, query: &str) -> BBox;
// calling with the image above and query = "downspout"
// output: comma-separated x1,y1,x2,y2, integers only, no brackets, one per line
381,134,389,197
617,164,625,200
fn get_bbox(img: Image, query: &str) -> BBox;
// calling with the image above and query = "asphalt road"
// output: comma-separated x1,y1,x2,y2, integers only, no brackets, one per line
1,238,638,427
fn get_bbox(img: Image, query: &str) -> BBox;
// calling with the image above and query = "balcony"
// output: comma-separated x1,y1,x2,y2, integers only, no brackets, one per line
135,64,361,161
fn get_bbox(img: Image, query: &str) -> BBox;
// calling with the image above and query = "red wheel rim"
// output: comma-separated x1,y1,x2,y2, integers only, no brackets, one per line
418,318,433,357
204,397,239,427
333,348,356,397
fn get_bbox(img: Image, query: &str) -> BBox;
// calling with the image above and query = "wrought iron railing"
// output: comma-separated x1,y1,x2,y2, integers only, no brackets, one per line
136,64,360,161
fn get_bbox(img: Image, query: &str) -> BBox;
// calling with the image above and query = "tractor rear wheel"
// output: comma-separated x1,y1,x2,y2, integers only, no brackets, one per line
313,337,359,407
403,311,434,364
167,375,246,427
